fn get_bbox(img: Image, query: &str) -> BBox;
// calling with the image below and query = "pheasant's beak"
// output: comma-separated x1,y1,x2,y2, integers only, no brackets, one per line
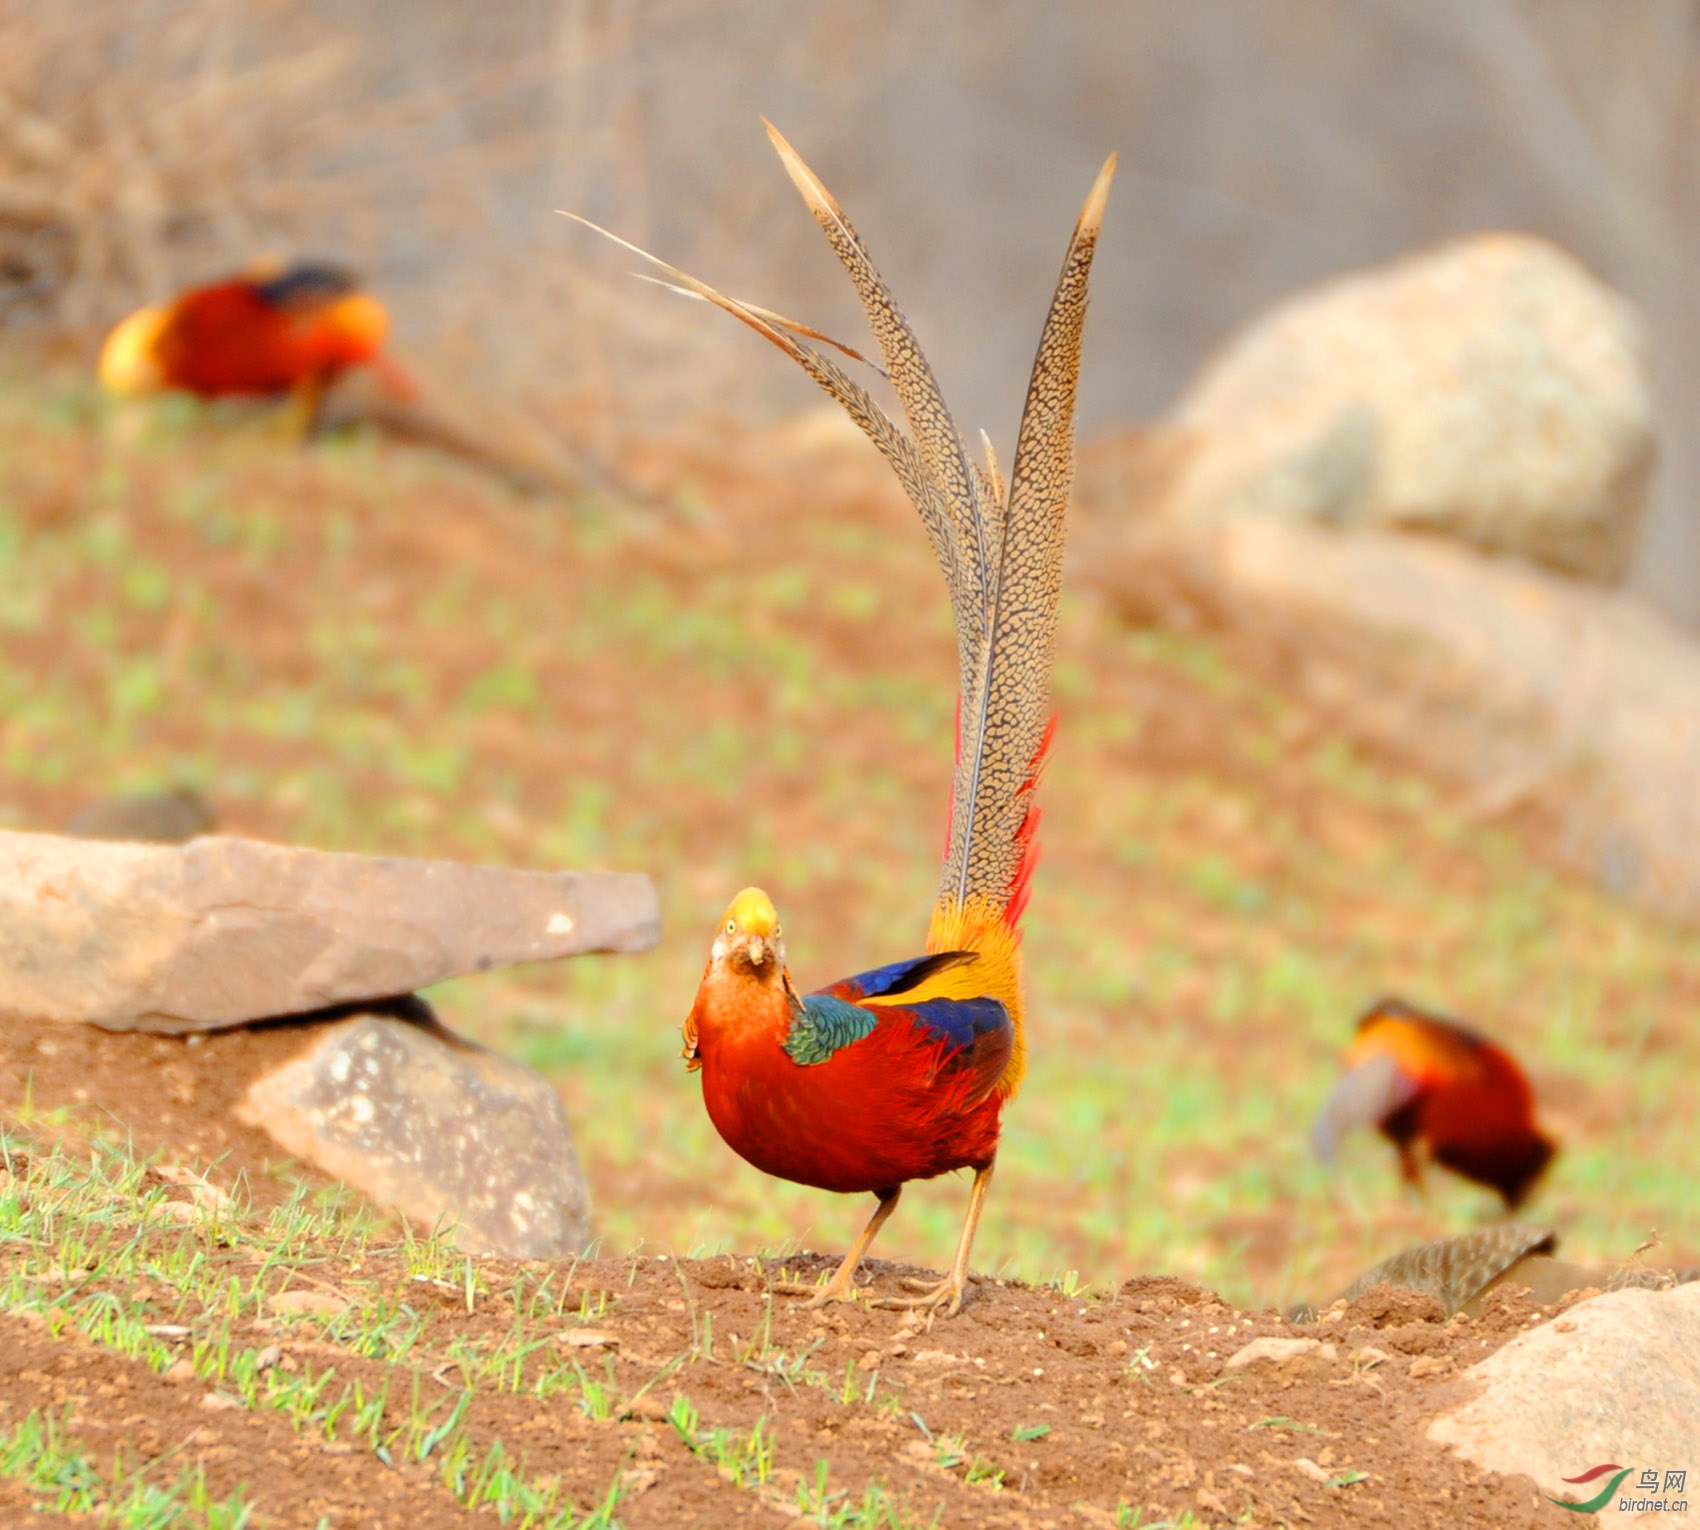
740,933,771,968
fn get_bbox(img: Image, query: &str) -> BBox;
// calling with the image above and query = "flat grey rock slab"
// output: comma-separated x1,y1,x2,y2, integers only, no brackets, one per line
0,830,659,1032
238,1009,591,1259
1428,1282,1700,1525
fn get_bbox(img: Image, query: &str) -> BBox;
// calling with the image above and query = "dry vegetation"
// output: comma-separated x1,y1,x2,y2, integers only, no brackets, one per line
11,2,1700,611
0,4,364,329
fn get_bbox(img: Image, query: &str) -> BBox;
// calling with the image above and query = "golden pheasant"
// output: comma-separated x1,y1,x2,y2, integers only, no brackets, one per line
99,263,415,414
575,125,1113,1313
1312,997,1556,1208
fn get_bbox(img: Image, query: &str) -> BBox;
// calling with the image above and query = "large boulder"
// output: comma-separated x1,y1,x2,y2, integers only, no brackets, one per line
0,831,659,1032
1428,1282,1700,1525
1154,234,1654,583
1206,518,1700,918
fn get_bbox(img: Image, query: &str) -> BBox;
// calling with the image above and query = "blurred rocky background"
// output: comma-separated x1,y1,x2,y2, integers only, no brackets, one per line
6,0,1700,618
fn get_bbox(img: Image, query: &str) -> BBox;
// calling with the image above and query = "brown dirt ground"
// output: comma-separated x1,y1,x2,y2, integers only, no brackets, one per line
2,1025,1585,1528
0,1014,363,1212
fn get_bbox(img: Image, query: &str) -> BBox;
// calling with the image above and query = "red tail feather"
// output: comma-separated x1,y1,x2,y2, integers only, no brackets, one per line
1003,814,1041,930
1022,715,1059,795
1001,714,1058,930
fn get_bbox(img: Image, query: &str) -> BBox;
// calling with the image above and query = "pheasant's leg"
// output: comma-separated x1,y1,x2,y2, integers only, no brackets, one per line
275,378,326,441
810,1186,902,1306
874,1162,994,1318
775,1187,901,1306
1396,1142,1427,1200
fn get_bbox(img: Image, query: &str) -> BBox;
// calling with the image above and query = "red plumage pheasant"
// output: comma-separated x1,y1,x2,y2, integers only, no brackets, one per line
577,125,1113,1313
1312,998,1556,1208
99,263,414,410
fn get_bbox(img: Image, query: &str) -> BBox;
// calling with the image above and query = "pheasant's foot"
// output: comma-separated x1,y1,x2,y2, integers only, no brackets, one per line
872,1274,968,1317
770,1272,862,1306
901,1273,985,1295
803,1267,864,1307
780,1189,900,1309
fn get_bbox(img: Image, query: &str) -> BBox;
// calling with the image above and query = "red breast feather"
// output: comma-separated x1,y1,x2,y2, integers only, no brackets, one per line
1403,1042,1552,1206
695,984,1003,1194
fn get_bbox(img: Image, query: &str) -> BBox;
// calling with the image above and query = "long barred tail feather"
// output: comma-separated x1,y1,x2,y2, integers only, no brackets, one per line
630,272,892,376
762,120,991,714
941,156,1114,924
560,210,969,635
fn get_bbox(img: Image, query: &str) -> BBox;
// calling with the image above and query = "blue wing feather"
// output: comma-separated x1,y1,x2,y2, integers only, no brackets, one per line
905,996,1010,1052
909,996,1014,1103
843,956,928,998
252,264,360,311
833,950,977,1001
784,979,1014,1108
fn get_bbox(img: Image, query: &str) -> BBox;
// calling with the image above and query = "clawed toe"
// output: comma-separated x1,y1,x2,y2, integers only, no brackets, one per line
770,1275,862,1307
871,1277,965,1317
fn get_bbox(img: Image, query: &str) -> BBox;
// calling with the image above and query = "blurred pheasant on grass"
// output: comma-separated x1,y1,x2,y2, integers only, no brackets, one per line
97,260,622,499
99,262,415,426
573,124,1114,1315
1312,997,1556,1208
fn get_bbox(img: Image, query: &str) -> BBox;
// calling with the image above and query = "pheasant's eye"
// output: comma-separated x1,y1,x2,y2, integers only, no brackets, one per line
724,919,736,937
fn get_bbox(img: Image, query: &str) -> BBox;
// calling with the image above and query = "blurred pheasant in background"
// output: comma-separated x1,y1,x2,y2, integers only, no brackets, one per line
1312,997,1556,1208
98,262,415,420
575,124,1114,1315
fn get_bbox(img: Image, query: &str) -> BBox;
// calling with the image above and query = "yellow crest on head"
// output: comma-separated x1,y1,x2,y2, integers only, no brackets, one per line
722,886,778,937
240,254,289,282
98,305,169,395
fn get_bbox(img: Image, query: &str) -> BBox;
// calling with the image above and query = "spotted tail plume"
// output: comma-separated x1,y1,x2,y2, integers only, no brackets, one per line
566,126,1115,1098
